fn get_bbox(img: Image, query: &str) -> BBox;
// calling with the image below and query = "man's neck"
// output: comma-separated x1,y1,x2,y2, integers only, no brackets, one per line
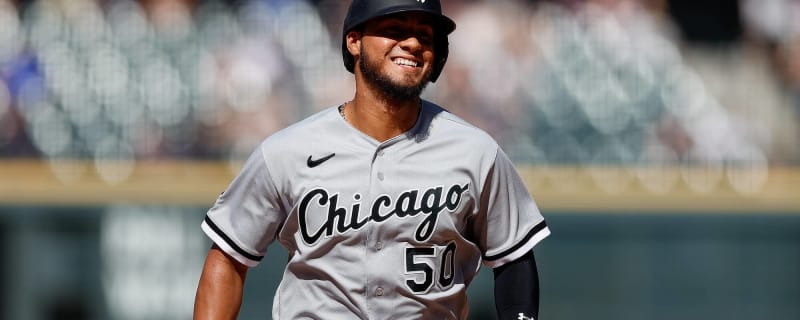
345,89,421,142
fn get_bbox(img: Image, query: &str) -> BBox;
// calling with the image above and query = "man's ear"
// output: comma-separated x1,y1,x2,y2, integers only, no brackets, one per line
346,30,362,58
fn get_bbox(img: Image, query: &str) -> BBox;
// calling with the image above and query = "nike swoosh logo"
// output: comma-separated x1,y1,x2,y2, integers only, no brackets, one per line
307,153,336,168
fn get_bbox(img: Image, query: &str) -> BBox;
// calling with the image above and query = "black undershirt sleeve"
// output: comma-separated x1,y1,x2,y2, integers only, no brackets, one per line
493,250,539,320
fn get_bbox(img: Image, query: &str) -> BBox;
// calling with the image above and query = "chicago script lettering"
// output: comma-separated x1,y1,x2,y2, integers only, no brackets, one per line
298,183,470,245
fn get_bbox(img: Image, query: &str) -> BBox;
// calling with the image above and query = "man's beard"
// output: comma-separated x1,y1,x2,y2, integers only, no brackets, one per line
359,45,431,102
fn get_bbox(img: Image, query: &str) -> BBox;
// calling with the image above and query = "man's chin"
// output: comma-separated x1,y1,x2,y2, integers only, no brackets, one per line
361,58,430,101
379,79,428,101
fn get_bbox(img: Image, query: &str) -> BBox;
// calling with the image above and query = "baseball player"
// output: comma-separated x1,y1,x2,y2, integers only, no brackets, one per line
194,0,550,319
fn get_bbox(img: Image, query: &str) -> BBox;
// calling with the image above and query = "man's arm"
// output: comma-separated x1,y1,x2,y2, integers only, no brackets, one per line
493,250,540,320
194,244,249,320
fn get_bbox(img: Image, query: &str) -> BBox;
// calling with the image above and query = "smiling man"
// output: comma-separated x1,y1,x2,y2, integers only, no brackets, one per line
355,11,436,101
194,1,550,319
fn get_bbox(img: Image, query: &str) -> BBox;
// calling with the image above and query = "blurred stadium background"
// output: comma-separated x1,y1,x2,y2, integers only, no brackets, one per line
0,0,798,319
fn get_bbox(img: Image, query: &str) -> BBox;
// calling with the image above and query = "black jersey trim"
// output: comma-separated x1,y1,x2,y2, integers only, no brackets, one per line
483,221,548,262
204,216,264,262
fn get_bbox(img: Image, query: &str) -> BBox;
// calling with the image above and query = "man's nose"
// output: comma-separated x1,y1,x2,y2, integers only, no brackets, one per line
398,35,423,53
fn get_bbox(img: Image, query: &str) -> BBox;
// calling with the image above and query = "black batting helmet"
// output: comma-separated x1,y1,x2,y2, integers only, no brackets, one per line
341,0,457,82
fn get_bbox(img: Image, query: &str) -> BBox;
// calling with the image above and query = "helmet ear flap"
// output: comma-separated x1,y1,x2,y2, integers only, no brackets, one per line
342,28,363,74
343,44,355,74
430,35,449,83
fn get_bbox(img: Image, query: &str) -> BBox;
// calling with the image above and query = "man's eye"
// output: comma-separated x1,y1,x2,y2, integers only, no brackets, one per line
384,28,402,36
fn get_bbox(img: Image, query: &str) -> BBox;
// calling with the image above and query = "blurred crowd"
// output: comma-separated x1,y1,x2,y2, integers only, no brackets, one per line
0,0,799,183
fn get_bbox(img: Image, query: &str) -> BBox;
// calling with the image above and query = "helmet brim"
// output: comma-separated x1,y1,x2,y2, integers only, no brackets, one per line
344,6,456,36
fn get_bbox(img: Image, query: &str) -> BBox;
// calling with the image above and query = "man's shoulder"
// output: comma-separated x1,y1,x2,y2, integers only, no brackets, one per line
422,100,498,147
250,106,343,160
261,106,339,144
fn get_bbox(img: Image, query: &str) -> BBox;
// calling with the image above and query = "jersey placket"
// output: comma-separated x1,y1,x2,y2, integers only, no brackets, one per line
364,136,402,318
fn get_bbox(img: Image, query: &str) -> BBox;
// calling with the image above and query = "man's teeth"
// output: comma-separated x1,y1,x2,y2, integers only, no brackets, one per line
393,58,418,67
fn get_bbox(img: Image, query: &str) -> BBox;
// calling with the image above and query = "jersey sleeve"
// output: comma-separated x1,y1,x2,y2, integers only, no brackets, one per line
201,146,287,267
474,148,550,269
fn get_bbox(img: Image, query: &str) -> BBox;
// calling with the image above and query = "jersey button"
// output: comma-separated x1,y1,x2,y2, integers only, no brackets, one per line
376,241,383,250
377,172,384,181
375,287,384,296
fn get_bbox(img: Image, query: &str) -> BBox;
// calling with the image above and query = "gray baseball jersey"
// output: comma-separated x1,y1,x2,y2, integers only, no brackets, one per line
202,100,550,319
